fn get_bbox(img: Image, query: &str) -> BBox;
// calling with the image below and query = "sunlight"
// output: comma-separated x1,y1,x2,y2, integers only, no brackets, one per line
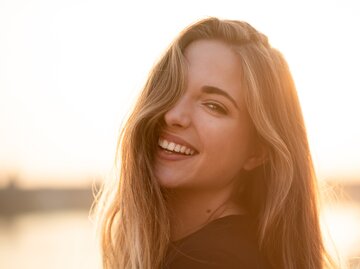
321,202,360,265
0,0,359,186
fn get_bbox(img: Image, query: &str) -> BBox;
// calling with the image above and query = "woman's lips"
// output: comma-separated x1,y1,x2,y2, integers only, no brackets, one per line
157,146,196,161
156,132,199,161
159,133,199,153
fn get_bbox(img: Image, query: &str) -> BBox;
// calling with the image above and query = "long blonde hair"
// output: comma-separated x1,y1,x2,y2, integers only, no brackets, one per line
96,17,336,269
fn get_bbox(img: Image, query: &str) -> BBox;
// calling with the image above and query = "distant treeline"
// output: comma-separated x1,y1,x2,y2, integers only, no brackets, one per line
0,180,359,216
0,180,100,215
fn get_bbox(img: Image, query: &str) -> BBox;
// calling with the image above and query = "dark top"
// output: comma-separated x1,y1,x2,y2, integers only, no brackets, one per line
163,214,271,269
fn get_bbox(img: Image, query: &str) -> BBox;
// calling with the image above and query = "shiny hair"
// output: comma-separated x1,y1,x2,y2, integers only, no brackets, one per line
96,17,336,269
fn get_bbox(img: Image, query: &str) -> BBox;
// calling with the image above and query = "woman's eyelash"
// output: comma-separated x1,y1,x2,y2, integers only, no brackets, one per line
204,102,227,114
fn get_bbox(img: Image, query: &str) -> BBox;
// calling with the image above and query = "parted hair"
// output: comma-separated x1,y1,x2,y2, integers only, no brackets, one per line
96,17,336,269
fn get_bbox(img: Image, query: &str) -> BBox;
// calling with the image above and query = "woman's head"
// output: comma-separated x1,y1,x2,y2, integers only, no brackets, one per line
132,17,308,223
98,17,336,269
154,39,265,194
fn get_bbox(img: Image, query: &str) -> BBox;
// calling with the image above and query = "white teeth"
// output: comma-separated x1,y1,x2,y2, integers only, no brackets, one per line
168,142,175,151
180,146,186,153
174,144,181,152
158,138,195,155
161,140,168,148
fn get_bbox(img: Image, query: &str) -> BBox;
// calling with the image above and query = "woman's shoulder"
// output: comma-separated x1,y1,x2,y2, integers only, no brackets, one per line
164,214,272,269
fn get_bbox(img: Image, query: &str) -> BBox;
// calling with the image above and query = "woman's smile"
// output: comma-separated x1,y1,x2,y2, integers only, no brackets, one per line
154,39,261,190
157,133,199,161
158,139,194,156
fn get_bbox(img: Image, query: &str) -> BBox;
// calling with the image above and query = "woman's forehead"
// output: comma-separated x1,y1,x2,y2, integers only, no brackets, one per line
183,39,244,102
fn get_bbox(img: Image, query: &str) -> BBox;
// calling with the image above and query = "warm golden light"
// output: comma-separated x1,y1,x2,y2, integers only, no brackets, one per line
322,201,360,266
1,1,359,268
1,0,359,187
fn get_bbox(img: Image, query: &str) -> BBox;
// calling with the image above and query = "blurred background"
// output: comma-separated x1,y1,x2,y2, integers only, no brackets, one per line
1,0,359,268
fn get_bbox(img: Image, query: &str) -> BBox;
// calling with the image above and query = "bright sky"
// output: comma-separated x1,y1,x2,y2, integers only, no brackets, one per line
0,0,359,187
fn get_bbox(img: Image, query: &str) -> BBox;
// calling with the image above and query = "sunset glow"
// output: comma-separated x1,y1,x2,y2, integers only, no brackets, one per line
1,0,359,187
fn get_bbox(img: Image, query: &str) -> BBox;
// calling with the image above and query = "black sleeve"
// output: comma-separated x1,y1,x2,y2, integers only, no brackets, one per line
163,215,271,269
166,248,248,269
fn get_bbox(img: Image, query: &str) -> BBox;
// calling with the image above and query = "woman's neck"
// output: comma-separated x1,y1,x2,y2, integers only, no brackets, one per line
166,188,245,241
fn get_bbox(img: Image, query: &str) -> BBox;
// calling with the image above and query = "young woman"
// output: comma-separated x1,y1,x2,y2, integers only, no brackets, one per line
96,17,336,269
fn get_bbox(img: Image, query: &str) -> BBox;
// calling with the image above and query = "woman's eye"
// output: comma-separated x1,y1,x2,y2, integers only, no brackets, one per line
205,103,227,115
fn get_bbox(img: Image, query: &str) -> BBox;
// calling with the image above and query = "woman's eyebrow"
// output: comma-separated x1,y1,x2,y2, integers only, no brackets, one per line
201,85,239,109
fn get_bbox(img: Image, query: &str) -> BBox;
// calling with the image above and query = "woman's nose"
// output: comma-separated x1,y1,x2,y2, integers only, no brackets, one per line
164,97,191,129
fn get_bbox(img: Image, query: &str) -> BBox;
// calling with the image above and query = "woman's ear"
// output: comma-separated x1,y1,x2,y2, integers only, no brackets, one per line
243,141,268,171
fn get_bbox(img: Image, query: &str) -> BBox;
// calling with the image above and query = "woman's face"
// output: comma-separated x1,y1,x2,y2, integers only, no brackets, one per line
154,39,262,191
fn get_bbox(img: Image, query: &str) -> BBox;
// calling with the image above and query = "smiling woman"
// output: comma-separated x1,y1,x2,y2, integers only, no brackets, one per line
154,40,262,194
95,17,338,269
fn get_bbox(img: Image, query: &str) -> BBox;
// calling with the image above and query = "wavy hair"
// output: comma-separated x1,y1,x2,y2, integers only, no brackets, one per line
96,17,336,269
